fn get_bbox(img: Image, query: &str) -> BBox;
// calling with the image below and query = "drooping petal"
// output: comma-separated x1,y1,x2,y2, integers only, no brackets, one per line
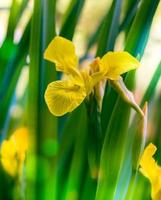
100,51,140,80
44,79,86,116
44,36,78,74
139,143,161,199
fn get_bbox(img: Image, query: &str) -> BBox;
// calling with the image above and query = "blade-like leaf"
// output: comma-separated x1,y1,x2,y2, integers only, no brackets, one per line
63,104,88,200
60,0,85,40
28,0,57,198
141,61,161,107
96,0,122,57
6,0,28,39
98,0,122,134
0,21,30,139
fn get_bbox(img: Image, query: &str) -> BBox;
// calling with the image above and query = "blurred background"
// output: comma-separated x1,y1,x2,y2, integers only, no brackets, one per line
0,0,161,199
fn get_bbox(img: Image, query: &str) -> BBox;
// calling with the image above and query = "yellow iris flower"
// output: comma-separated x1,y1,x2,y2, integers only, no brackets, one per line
0,127,28,177
44,36,139,116
139,143,161,200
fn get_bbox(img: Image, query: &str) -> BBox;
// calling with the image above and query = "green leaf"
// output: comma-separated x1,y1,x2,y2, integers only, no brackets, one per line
96,0,122,57
141,61,161,107
63,104,88,200
6,0,28,39
86,95,102,180
28,0,57,199
98,0,122,134
0,22,30,139
125,0,160,57
85,18,104,54
60,0,85,40
119,0,140,33
84,0,140,57
27,0,42,198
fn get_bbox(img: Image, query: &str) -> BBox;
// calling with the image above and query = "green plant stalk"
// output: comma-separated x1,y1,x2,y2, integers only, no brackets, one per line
28,0,57,199
27,0,42,198
64,104,88,200
124,103,148,200
39,1,57,199
86,94,102,180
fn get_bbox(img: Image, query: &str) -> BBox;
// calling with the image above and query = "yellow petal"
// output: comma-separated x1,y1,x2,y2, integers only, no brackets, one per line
0,127,28,177
11,127,29,154
139,143,161,200
1,158,17,177
44,36,78,74
100,51,140,80
80,70,94,95
1,140,16,160
44,79,86,116
89,57,106,92
1,140,17,176
81,63,104,96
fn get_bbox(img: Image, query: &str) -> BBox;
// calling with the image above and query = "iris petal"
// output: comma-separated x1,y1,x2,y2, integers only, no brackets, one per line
0,128,28,176
1,140,17,176
139,143,161,200
45,79,86,116
100,51,140,80
44,36,78,74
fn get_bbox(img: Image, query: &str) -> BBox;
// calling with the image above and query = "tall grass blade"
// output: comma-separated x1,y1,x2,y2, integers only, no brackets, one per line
0,22,30,139
60,0,85,40
6,0,28,39
28,0,57,199
141,61,161,106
